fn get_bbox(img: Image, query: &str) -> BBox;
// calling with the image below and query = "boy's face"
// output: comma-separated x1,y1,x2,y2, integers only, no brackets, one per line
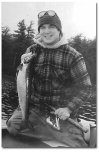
39,24,60,45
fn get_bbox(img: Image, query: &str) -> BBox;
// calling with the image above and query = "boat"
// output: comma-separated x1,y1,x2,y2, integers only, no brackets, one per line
2,119,96,148
2,127,51,148
2,125,69,148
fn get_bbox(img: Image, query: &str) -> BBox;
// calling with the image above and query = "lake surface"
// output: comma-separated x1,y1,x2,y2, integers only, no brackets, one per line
2,75,96,127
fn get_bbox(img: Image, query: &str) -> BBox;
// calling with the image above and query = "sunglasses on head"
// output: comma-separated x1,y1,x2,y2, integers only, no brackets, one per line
38,10,57,18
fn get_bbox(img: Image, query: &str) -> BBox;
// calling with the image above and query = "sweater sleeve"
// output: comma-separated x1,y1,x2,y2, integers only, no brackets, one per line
67,52,92,115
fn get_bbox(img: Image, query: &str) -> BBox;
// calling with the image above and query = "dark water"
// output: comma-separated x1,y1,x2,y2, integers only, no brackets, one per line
2,75,96,127
2,75,18,123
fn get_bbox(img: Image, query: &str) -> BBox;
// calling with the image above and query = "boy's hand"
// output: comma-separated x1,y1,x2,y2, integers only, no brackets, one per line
21,52,35,64
55,107,72,120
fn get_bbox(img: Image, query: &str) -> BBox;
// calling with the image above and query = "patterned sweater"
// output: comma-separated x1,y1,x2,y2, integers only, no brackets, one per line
25,36,92,117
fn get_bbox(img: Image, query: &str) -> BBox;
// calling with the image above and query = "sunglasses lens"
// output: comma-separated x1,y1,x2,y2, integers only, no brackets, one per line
47,10,55,16
38,11,46,18
38,10,56,18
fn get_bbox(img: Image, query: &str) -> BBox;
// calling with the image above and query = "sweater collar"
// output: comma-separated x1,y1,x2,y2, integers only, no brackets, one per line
33,34,67,49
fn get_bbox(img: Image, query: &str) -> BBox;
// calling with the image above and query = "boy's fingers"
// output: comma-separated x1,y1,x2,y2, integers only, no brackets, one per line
50,111,55,114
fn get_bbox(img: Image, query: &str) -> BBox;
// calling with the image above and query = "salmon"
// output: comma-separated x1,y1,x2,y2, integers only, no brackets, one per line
17,62,31,121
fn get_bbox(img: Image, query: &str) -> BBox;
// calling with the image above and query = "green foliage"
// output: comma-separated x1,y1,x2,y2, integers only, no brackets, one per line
14,19,26,38
2,27,15,75
13,20,35,68
2,19,35,75
67,34,96,84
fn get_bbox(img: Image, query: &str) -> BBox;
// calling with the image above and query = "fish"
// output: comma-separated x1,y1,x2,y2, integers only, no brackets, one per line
17,61,31,121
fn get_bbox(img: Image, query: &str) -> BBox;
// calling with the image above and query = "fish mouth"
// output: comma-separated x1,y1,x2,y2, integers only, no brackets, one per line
46,116,60,131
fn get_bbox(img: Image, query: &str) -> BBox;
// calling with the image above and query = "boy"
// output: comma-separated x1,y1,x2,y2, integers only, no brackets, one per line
7,10,92,147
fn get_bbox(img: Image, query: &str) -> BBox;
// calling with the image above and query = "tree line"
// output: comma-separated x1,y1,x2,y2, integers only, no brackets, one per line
2,19,96,84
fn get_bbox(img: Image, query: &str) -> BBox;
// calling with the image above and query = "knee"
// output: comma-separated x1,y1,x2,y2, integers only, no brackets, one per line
6,119,19,136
